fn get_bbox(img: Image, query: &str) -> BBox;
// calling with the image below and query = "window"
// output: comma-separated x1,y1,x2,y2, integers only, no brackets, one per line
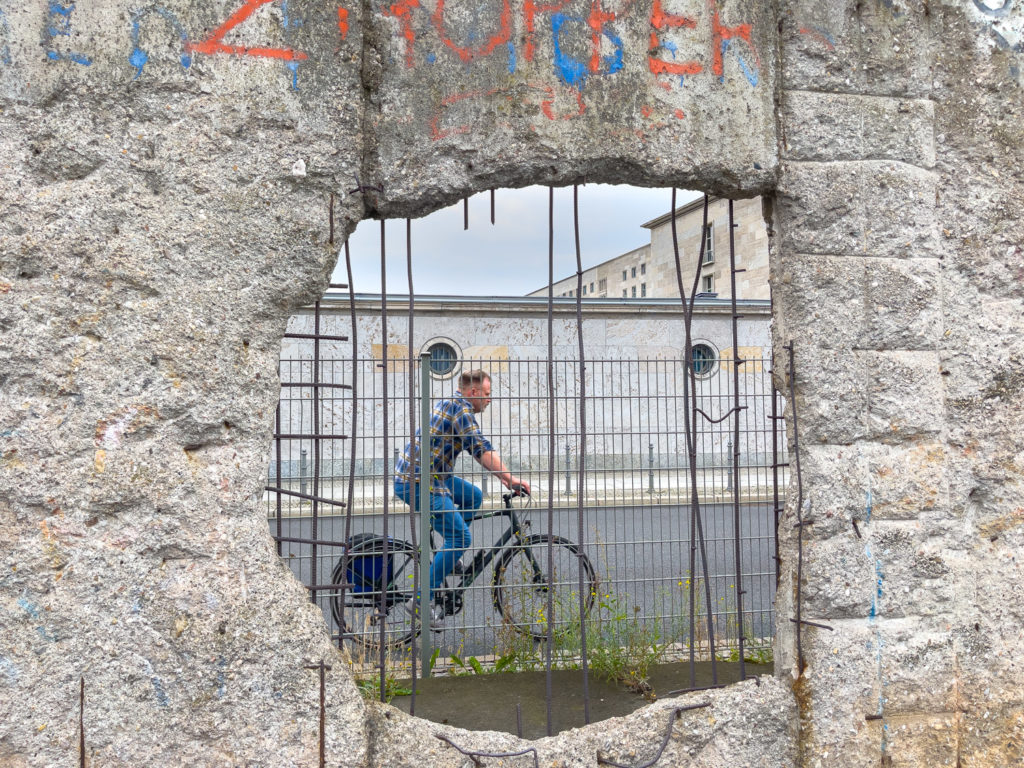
622,270,627,281
689,343,718,376
702,275,714,293
703,224,715,264
631,286,636,297
631,266,636,278
582,285,587,296
590,281,594,293
640,263,646,275
599,278,607,292
424,339,461,377
622,289,627,297
641,283,646,297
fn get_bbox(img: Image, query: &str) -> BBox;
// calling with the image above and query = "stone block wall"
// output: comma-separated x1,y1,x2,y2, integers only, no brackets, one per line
1,0,1022,765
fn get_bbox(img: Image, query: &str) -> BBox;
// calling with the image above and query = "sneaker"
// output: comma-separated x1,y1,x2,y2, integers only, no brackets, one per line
404,598,445,632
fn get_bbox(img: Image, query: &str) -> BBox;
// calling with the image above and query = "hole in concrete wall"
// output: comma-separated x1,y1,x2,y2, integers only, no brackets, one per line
267,184,782,737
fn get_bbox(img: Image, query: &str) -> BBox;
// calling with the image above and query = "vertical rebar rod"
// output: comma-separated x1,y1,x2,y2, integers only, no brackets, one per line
406,217,420,713
670,190,717,687
728,199,746,680
79,676,85,768
786,341,805,672
490,189,495,225
544,185,556,737
572,184,591,724
464,195,469,230
340,241,358,648
275,401,283,556
378,219,390,699
312,299,322,602
419,352,433,671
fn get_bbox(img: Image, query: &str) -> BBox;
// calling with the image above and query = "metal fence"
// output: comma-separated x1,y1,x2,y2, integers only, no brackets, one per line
266,350,784,674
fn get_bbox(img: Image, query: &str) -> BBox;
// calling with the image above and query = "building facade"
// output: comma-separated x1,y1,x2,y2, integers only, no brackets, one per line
529,196,769,301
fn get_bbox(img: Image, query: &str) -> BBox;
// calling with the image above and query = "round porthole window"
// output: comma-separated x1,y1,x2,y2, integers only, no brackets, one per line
689,343,718,377
423,338,461,378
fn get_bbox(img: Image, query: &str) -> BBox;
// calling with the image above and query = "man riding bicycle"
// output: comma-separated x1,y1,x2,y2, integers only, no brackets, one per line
393,369,531,629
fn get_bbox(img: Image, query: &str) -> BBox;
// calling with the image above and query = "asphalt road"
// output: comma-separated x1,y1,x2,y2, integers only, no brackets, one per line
270,500,777,658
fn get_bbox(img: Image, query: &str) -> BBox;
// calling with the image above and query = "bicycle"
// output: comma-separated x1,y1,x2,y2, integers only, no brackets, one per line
330,491,597,648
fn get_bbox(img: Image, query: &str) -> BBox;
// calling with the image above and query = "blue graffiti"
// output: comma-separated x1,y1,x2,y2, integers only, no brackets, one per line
551,13,623,90
0,9,11,66
17,598,40,620
0,656,18,683
507,40,516,74
973,0,1012,17
281,0,302,90
46,2,92,65
129,7,191,80
720,40,758,87
151,676,170,706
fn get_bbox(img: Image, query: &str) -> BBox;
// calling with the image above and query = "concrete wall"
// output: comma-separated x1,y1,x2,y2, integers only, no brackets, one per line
1,0,1022,766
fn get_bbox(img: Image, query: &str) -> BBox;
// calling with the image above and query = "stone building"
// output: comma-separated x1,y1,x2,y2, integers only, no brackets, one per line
3,0,1023,766
530,196,770,300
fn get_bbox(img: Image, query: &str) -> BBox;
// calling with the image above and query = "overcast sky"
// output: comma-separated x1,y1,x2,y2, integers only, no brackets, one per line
330,185,702,296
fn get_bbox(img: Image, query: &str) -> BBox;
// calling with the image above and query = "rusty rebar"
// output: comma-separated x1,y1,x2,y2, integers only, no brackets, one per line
263,486,345,507
79,676,85,768
338,240,358,649
464,195,469,230
785,341,806,672
406,216,421,715
304,660,331,767
596,703,710,768
435,734,540,768
727,199,746,681
572,183,591,724
378,219,390,698
544,184,556,737
329,192,335,245
490,189,495,225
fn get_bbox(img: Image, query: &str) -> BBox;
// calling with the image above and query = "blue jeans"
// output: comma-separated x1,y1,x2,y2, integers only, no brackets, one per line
393,476,483,597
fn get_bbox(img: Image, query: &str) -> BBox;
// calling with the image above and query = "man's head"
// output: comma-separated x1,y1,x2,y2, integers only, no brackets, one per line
460,369,492,413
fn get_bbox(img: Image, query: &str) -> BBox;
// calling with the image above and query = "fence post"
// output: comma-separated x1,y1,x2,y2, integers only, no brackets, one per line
648,442,655,493
418,353,433,672
300,448,308,497
564,444,571,495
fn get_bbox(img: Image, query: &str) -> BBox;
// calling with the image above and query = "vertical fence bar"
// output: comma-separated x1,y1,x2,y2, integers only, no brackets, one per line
419,352,433,673
311,300,322,603
728,199,746,680
378,220,390,699
339,241,358,648
406,217,420,712
572,184,591,724
275,401,283,556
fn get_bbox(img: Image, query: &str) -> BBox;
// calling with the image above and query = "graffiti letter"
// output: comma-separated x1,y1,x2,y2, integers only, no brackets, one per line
186,0,308,61
647,0,700,78
432,0,512,64
337,7,349,39
709,0,760,85
129,7,192,80
383,0,419,67
45,2,92,66
551,12,622,89
523,0,569,62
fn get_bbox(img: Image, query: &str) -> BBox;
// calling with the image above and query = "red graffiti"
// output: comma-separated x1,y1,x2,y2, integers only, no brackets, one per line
338,7,350,39
186,0,308,61
539,83,585,120
430,88,493,139
384,0,419,67
523,0,570,61
587,0,616,73
648,0,701,77
432,0,512,64
709,0,759,78
798,26,834,51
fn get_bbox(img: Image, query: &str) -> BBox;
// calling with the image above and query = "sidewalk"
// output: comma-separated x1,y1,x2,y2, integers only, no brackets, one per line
264,468,788,518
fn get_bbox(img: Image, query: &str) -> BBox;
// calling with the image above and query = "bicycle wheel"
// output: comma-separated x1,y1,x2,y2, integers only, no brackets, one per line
491,534,597,640
330,536,419,649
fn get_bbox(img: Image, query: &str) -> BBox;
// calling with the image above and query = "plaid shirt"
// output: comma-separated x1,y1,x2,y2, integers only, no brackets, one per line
395,393,494,495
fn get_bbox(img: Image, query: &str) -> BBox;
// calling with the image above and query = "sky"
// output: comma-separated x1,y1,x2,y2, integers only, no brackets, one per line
329,185,702,296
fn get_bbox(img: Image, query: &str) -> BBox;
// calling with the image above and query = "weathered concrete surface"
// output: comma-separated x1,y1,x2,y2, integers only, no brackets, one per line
1,0,1023,765
773,0,1024,766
